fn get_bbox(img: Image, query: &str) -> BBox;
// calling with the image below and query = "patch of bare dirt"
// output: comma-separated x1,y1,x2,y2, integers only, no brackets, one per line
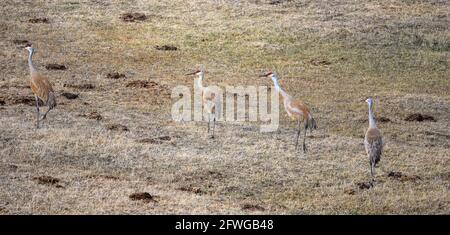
0,207,8,214
0,84,30,89
80,111,102,120
405,113,436,122
85,174,120,180
105,124,129,131
0,95,43,106
356,181,374,190
12,39,30,46
154,45,178,51
28,18,49,23
241,203,265,212
178,186,204,195
61,92,79,100
33,176,63,188
129,192,157,203
358,116,391,123
106,72,126,79
45,64,67,70
126,80,160,88
424,131,450,139
378,117,391,123
388,171,421,182
63,83,95,90
125,80,170,97
120,12,148,22
137,135,175,144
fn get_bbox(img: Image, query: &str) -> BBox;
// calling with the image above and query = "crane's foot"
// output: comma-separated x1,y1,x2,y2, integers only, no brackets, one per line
303,144,307,153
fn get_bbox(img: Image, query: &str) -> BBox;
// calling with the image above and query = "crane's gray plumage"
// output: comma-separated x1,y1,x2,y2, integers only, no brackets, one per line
364,98,383,178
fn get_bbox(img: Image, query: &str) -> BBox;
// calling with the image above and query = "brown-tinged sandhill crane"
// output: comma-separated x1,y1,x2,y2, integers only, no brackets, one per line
186,69,218,138
25,44,56,128
261,71,317,153
364,98,383,178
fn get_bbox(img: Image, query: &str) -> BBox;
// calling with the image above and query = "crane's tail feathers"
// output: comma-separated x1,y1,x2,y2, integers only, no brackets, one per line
308,116,317,131
47,92,57,109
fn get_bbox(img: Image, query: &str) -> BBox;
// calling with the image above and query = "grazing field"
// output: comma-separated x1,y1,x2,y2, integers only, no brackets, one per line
0,0,449,214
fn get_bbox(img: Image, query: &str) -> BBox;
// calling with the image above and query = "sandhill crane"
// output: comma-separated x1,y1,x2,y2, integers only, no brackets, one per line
261,71,317,153
25,44,56,128
186,69,218,138
364,98,383,178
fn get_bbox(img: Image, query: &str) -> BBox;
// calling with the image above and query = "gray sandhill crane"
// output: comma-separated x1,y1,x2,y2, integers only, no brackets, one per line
186,69,218,138
261,71,317,152
25,44,56,128
364,98,383,178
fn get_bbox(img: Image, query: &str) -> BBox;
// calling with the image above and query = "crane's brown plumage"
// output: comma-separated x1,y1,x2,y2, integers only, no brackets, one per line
262,71,317,153
364,98,383,178
26,45,56,128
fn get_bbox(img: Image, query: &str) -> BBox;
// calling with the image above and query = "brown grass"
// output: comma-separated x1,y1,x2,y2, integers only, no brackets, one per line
0,0,449,214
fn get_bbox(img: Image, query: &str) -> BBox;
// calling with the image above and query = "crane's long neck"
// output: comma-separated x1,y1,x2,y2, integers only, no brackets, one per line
197,72,204,90
28,50,37,74
272,76,288,98
368,102,377,128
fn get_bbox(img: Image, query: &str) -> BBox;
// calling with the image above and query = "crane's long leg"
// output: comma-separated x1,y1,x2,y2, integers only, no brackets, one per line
370,160,375,178
303,122,308,153
211,114,215,139
207,113,210,133
295,119,301,150
34,95,40,129
41,106,52,121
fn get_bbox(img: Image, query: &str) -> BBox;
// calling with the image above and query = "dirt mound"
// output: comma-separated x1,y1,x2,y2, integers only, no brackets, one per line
106,72,126,79
405,113,436,122
105,124,129,131
129,192,156,203
356,181,373,190
45,64,67,70
120,13,148,22
388,171,421,182
12,39,30,46
33,176,63,188
126,80,161,88
378,117,391,123
137,135,174,144
61,92,79,99
85,174,119,180
80,111,102,120
154,45,178,51
63,83,95,90
241,203,265,212
28,18,49,23
125,80,170,97
0,95,43,106
178,186,204,195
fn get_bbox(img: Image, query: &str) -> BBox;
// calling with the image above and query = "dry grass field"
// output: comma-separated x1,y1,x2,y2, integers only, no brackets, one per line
0,0,449,214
